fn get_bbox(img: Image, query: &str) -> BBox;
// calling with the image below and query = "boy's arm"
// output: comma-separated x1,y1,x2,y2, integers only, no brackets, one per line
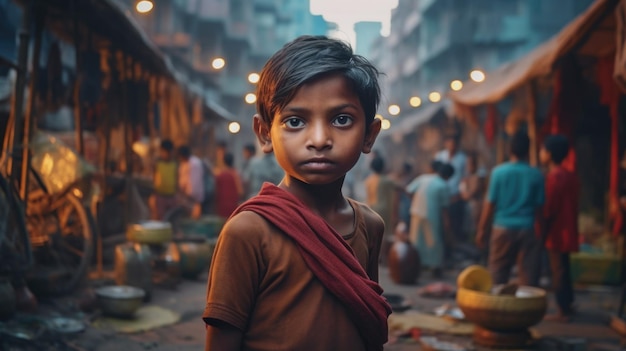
362,206,385,282
203,211,266,349
205,321,243,351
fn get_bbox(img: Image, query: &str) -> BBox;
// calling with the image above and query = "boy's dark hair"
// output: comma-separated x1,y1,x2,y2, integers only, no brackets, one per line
256,35,381,129
244,143,256,154
370,157,385,174
177,145,191,159
543,134,570,164
160,139,174,151
438,163,455,179
430,160,444,173
224,153,235,167
510,130,530,159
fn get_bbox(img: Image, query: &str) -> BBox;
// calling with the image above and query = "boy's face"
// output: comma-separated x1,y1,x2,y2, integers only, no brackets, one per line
254,74,380,185
539,146,551,165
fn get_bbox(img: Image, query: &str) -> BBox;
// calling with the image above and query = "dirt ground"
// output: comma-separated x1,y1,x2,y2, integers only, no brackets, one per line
1,265,625,350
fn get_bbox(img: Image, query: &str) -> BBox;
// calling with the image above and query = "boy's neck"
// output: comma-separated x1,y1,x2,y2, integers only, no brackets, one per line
279,177,348,215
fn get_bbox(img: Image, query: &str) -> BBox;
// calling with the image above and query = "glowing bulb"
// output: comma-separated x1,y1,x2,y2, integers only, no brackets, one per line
388,104,400,116
228,122,241,134
381,119,391,130
375,114,384,120
409,96,422,107
470,69,486,83
248,73,260,84
245,93,257,104
211,57,226,70
428,92,441,103
450,80,463,91
135,0,154,13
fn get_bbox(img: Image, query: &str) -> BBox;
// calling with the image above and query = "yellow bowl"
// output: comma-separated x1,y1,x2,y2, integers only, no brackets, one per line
457,265,493,292
456,286,547,331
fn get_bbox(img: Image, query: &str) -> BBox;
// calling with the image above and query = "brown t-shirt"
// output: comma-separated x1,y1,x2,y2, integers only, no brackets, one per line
203,199,382,351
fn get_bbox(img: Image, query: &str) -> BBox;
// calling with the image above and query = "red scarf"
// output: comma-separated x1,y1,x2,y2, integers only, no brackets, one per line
233,183,391,350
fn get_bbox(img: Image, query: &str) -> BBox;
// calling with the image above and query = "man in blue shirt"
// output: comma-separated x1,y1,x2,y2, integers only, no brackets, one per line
476,131,544,287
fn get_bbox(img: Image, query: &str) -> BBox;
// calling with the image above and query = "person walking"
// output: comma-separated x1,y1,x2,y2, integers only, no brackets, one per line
406,161,453,278
476,131,545,287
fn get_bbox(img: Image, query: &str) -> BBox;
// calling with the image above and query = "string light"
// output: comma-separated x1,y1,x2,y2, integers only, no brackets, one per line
245,93,257,104
136,0,154,13
470,69,486,83
381,119,391,130
212,58,226,70
248,73,260,84
388,104,400,116
228,122,241,134
450,80,463,91
428,92,441,103
409,96,422,107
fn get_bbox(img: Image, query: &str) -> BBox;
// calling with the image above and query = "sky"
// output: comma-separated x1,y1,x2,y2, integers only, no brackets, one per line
310,0,398,49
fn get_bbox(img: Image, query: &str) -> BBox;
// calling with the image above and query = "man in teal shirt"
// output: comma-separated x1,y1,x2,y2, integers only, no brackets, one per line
476,131,544,287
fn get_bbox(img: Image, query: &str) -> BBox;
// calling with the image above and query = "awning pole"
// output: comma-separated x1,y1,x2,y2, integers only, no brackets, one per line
8,0,33,186
72,0,84,155
19,1,44,201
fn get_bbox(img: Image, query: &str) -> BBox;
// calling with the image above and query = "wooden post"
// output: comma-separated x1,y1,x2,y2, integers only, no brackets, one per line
8,0,33,187
72,0,84,155
527,83,538,166
19,2,44,201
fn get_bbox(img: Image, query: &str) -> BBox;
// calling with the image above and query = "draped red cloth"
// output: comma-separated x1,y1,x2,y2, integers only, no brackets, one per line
541,59,580,172
233,183,392,350
484,104,498,145
597,56,623,235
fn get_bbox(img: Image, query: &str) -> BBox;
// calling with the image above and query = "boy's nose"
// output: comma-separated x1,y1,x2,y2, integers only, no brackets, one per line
307,122,332,150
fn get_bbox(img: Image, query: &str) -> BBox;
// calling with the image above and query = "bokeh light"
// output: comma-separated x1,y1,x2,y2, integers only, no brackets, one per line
211,57,226,70
388,104,400,116
228,122,241,134
245,93,257,104
428,92,442,103
470,69,486,83
409,96,422,107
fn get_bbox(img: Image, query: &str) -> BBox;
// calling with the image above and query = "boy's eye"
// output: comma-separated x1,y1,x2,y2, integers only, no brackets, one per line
283,117,305,129
332,115,353,127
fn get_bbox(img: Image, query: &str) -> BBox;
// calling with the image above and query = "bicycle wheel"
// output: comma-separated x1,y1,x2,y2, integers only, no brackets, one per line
0,174,31,275
27,192,95,295
53,193,95,294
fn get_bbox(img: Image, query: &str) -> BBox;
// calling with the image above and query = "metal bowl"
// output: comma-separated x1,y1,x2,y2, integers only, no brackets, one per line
95,285,145,318
456,286,547,331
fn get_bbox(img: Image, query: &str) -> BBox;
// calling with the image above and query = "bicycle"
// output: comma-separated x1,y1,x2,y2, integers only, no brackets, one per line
0,141,96,295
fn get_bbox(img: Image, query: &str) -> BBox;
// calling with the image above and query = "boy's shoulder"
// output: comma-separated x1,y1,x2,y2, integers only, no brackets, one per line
348,198,385,235
221,210,274,241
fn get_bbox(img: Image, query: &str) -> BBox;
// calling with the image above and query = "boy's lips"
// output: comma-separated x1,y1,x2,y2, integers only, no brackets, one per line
301,158,335,171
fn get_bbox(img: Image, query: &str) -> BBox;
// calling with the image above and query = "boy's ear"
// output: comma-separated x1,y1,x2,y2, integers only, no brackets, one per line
253,114,273,153
362,118,382,154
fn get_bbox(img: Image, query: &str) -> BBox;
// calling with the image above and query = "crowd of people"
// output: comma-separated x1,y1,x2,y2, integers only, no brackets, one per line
366,131,579,322
148,139,283,222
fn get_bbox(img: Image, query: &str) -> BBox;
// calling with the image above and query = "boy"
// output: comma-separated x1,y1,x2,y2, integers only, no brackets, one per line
149,139,177,220
539,134,579,322
203,36,391,351
476,130,545,287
